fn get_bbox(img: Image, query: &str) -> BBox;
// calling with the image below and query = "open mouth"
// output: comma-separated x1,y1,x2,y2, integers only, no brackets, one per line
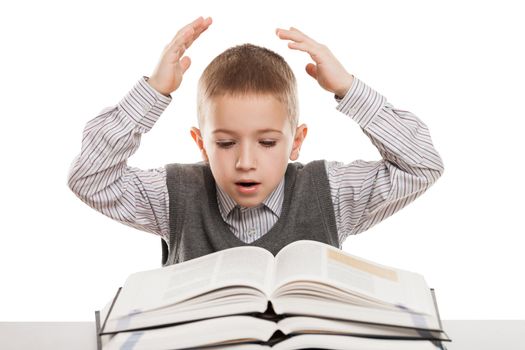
236,182,259,187
235,181,260,194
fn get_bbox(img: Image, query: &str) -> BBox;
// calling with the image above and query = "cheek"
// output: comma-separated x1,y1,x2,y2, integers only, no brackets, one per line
260,146,289,168
208,150,225,167
207,150,235,179
278,140,294,160
208,158,228,186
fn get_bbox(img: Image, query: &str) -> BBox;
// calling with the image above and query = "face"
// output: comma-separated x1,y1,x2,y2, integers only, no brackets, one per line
191,93,307,208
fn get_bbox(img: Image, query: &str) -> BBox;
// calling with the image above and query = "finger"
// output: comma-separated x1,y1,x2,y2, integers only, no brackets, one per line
276,27,317,45
168,17,212,58
289,26,310,38
169,28,195,61
183,16,212,45
276,28,304,43
186,17,213,48
168,16,206,48
287,41,309,53
305,63,317,79
287,41,324,64
180,56,192,74
277,27,325,63
175,16,205,41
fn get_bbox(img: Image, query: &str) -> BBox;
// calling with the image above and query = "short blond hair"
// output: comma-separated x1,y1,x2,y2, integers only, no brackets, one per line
197,43,298,131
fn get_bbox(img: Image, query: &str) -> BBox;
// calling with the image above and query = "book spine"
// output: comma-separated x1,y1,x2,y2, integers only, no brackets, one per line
100,287,122,334
94,310,102,350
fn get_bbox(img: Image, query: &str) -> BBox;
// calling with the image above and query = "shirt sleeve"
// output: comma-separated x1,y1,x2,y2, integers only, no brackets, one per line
326,76,445,247
66,76,172,242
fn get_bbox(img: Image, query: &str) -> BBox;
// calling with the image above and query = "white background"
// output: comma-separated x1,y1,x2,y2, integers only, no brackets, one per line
1,0,523,321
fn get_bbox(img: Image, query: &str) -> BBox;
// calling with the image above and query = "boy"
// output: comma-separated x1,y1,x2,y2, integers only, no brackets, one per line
67,16,444,266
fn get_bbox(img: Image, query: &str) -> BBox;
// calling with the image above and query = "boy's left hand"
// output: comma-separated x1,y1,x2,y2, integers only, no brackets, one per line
276,27,354,98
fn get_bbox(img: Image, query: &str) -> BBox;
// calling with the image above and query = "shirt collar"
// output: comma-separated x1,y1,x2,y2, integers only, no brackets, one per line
216,177,285,217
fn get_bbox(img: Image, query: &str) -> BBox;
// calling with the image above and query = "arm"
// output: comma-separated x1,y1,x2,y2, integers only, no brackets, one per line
275,27,444,247
328,77,444,245
67,16,213,243
67,76,172,239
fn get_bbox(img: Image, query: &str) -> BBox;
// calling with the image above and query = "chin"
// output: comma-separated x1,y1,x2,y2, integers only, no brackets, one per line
236,199,263,208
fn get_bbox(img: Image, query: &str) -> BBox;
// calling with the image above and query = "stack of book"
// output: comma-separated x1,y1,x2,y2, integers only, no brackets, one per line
95,240,451,349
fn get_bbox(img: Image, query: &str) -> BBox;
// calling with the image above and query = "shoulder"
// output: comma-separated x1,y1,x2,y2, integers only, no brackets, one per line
165,161,209,173
289,159,327,175
287,160,330,190
164,161,211,186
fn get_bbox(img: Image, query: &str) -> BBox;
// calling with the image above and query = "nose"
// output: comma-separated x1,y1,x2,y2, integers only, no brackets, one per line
235,144,257,171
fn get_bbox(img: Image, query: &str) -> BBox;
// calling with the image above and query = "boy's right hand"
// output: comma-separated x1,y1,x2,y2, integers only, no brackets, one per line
148,16,213,97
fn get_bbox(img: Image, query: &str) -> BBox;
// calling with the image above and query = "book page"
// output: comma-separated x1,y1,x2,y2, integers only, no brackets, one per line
277,316,449,341
110,246,274,319
212,346,269,350
272,334,443,350
272,240,325,290
103,315,276,350
272,297,441,331
210,245,274,297
271,240,434,316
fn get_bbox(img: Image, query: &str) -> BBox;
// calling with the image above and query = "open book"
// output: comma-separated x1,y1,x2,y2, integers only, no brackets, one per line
97,240,450,349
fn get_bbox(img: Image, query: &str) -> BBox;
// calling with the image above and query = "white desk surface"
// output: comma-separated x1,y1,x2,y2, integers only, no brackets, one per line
0,320,524,350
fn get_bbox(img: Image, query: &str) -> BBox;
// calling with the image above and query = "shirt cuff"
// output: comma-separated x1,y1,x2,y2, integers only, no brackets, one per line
334,76,387,129
118,76,172,132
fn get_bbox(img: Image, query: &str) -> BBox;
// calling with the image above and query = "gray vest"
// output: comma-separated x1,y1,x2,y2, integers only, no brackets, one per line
161,160,339,266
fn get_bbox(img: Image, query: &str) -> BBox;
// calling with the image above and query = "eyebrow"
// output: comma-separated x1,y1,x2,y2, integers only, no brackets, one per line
212,128,283,135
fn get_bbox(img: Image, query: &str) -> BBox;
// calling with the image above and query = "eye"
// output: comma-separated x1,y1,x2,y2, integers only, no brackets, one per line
216,141,235,149
260,140,277,148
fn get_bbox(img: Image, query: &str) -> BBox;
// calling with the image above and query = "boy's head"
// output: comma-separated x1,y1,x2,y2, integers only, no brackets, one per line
191,43,308,208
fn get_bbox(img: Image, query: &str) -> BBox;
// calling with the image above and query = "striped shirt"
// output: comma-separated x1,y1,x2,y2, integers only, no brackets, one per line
67,75,444,249
216,177,285,244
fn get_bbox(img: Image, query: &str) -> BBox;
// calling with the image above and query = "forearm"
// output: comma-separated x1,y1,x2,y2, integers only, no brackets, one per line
335,77,444,178
67,76,172,237
330,77,444,243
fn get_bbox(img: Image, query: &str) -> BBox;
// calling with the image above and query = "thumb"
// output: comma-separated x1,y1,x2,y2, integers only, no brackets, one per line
180,56,192,74
305,63,317,80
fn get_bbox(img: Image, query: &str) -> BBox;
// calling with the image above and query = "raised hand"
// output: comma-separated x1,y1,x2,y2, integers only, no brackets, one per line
276,27,354,98
148,16,213,96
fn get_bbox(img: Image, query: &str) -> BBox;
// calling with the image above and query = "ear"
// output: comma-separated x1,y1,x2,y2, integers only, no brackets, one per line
190,127,209,162
289,123,308,161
